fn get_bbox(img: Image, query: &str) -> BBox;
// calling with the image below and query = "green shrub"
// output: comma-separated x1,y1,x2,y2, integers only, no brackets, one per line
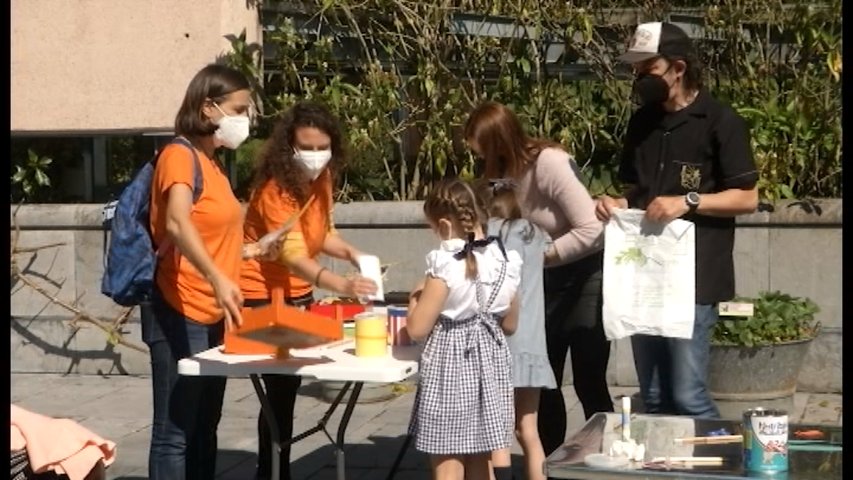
222,0,841,202
712,291,821,347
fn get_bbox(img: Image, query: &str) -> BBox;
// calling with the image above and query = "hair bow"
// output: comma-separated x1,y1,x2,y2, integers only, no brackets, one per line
488,178,517,192
453,232,508,260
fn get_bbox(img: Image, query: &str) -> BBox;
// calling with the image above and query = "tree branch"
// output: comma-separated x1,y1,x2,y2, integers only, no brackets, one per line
10,208,146,354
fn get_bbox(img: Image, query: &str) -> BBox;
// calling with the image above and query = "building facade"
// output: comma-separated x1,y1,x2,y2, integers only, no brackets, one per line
11,0,262,202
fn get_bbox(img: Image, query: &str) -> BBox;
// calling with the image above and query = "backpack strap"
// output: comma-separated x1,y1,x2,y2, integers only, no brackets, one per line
151,137,206,257
101,199,118,268
169,136,204,204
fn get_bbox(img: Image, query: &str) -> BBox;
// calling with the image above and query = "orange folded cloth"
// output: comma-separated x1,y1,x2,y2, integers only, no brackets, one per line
10,404,116,480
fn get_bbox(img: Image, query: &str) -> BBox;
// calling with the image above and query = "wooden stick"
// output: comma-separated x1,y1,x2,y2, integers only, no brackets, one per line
674,435,743,445
10,211,146,353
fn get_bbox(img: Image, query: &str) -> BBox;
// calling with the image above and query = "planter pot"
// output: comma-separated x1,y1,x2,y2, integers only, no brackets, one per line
708,338,814,419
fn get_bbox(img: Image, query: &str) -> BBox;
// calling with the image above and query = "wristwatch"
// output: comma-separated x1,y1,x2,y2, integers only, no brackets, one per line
685,191,701,213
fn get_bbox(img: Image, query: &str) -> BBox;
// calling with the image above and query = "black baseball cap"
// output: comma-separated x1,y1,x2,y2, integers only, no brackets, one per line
617,22,695,64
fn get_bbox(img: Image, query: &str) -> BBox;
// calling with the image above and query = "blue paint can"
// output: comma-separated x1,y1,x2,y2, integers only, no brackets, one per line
743,408,789,474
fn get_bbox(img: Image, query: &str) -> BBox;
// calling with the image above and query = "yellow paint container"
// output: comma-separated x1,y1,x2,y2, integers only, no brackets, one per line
354,312,387,357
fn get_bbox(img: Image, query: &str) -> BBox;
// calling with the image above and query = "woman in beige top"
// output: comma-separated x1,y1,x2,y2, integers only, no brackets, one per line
465,101,615,463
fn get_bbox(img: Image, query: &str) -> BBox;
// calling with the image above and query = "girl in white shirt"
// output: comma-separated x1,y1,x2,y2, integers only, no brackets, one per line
406,178,523,480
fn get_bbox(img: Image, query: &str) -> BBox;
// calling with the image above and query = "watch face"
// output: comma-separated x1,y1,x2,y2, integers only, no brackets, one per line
687,192,700,206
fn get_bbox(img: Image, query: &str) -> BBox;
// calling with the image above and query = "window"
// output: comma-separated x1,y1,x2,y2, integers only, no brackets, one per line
11,134,174,204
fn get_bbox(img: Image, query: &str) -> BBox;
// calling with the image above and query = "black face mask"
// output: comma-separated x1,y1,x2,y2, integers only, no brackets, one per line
632,73,671,105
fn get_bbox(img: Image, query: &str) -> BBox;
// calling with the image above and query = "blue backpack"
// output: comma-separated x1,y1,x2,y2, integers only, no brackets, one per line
101,137,203,306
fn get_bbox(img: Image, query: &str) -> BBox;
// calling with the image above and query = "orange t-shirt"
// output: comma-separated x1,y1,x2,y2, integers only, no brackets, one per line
149,142,243,324
240,172,336,300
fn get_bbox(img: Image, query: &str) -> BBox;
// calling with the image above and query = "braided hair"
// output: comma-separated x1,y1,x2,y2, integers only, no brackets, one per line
423,178,488,279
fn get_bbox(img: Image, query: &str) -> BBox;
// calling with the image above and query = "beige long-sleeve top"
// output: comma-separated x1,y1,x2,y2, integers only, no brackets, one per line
514,147,604,266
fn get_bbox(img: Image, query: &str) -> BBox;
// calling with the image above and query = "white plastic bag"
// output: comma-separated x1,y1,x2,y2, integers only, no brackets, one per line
602,209,695,340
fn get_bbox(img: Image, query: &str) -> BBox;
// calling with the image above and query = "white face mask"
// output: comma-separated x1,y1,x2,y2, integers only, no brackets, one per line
212,103,250,150
294,149,332,180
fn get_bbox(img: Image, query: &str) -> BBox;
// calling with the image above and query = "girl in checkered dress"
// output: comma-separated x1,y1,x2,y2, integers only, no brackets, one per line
406,178,523,480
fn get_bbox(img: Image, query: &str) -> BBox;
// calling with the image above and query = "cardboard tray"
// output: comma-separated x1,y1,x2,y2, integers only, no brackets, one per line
224,289,343,356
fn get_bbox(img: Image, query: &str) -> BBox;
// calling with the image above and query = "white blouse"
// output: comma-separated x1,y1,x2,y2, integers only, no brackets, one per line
424,238,523,320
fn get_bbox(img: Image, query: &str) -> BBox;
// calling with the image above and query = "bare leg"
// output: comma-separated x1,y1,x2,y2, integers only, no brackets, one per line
489,447,512,480
431,454,465,480
515,388,547,480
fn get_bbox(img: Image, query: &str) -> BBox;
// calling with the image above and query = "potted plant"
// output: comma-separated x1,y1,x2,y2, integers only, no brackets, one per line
708,290,821,419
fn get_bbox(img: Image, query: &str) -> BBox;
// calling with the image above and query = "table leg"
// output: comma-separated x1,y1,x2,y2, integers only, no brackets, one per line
246,377,368,480
334,382,363,480
250,374,281,480
289,381,352,446
384,434,413,480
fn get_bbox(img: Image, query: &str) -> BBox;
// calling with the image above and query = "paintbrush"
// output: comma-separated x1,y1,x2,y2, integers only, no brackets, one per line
674,435,743,445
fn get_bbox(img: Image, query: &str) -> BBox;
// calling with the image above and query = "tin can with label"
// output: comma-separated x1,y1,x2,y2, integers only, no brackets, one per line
386,306,412,346
743,408,789,473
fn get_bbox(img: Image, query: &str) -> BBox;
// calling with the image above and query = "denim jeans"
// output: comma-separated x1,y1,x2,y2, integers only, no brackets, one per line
630,304,721,418
141,289,226,480
246,293,313,480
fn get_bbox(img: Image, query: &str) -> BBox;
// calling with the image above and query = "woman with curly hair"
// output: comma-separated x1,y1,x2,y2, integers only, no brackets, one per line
239,100,377,480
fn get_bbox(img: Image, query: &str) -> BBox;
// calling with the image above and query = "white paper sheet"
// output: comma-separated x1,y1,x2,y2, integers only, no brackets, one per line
356,254,385,302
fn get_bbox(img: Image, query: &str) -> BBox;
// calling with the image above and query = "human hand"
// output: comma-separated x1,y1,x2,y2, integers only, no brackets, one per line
412,278,425,294
346,275,378,299
259,239,282,262
210,273,244,330
257,225,292,259
645,196,689,224
543,244,560,267
595,195,627,222
409,279,425,309
242,241,281,261
241,243,261,260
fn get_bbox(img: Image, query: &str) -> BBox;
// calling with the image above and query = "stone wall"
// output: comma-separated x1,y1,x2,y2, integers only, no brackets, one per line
9,201,842,393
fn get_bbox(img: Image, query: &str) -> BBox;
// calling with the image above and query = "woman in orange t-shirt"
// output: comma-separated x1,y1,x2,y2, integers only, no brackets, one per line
145,64,251,480
241,101,377,480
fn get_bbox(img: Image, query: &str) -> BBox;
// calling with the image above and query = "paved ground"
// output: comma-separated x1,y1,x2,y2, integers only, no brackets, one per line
11,374,842,480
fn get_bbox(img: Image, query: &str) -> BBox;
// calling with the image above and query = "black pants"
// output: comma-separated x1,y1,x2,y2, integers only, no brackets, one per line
537,252,614,459
246,292,314,480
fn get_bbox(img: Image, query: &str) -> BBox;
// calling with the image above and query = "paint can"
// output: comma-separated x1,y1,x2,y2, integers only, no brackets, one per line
354,312,387,357
386,306,412,346
743,408,789,474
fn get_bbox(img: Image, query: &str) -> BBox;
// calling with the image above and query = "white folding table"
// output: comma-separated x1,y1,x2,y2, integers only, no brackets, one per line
178,340,420,480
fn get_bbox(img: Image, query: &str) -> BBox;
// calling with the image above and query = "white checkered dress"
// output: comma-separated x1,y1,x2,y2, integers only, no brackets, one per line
408,259,514,455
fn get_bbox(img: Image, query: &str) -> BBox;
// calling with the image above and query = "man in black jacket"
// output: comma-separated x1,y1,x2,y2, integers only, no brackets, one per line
596,22,759,418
